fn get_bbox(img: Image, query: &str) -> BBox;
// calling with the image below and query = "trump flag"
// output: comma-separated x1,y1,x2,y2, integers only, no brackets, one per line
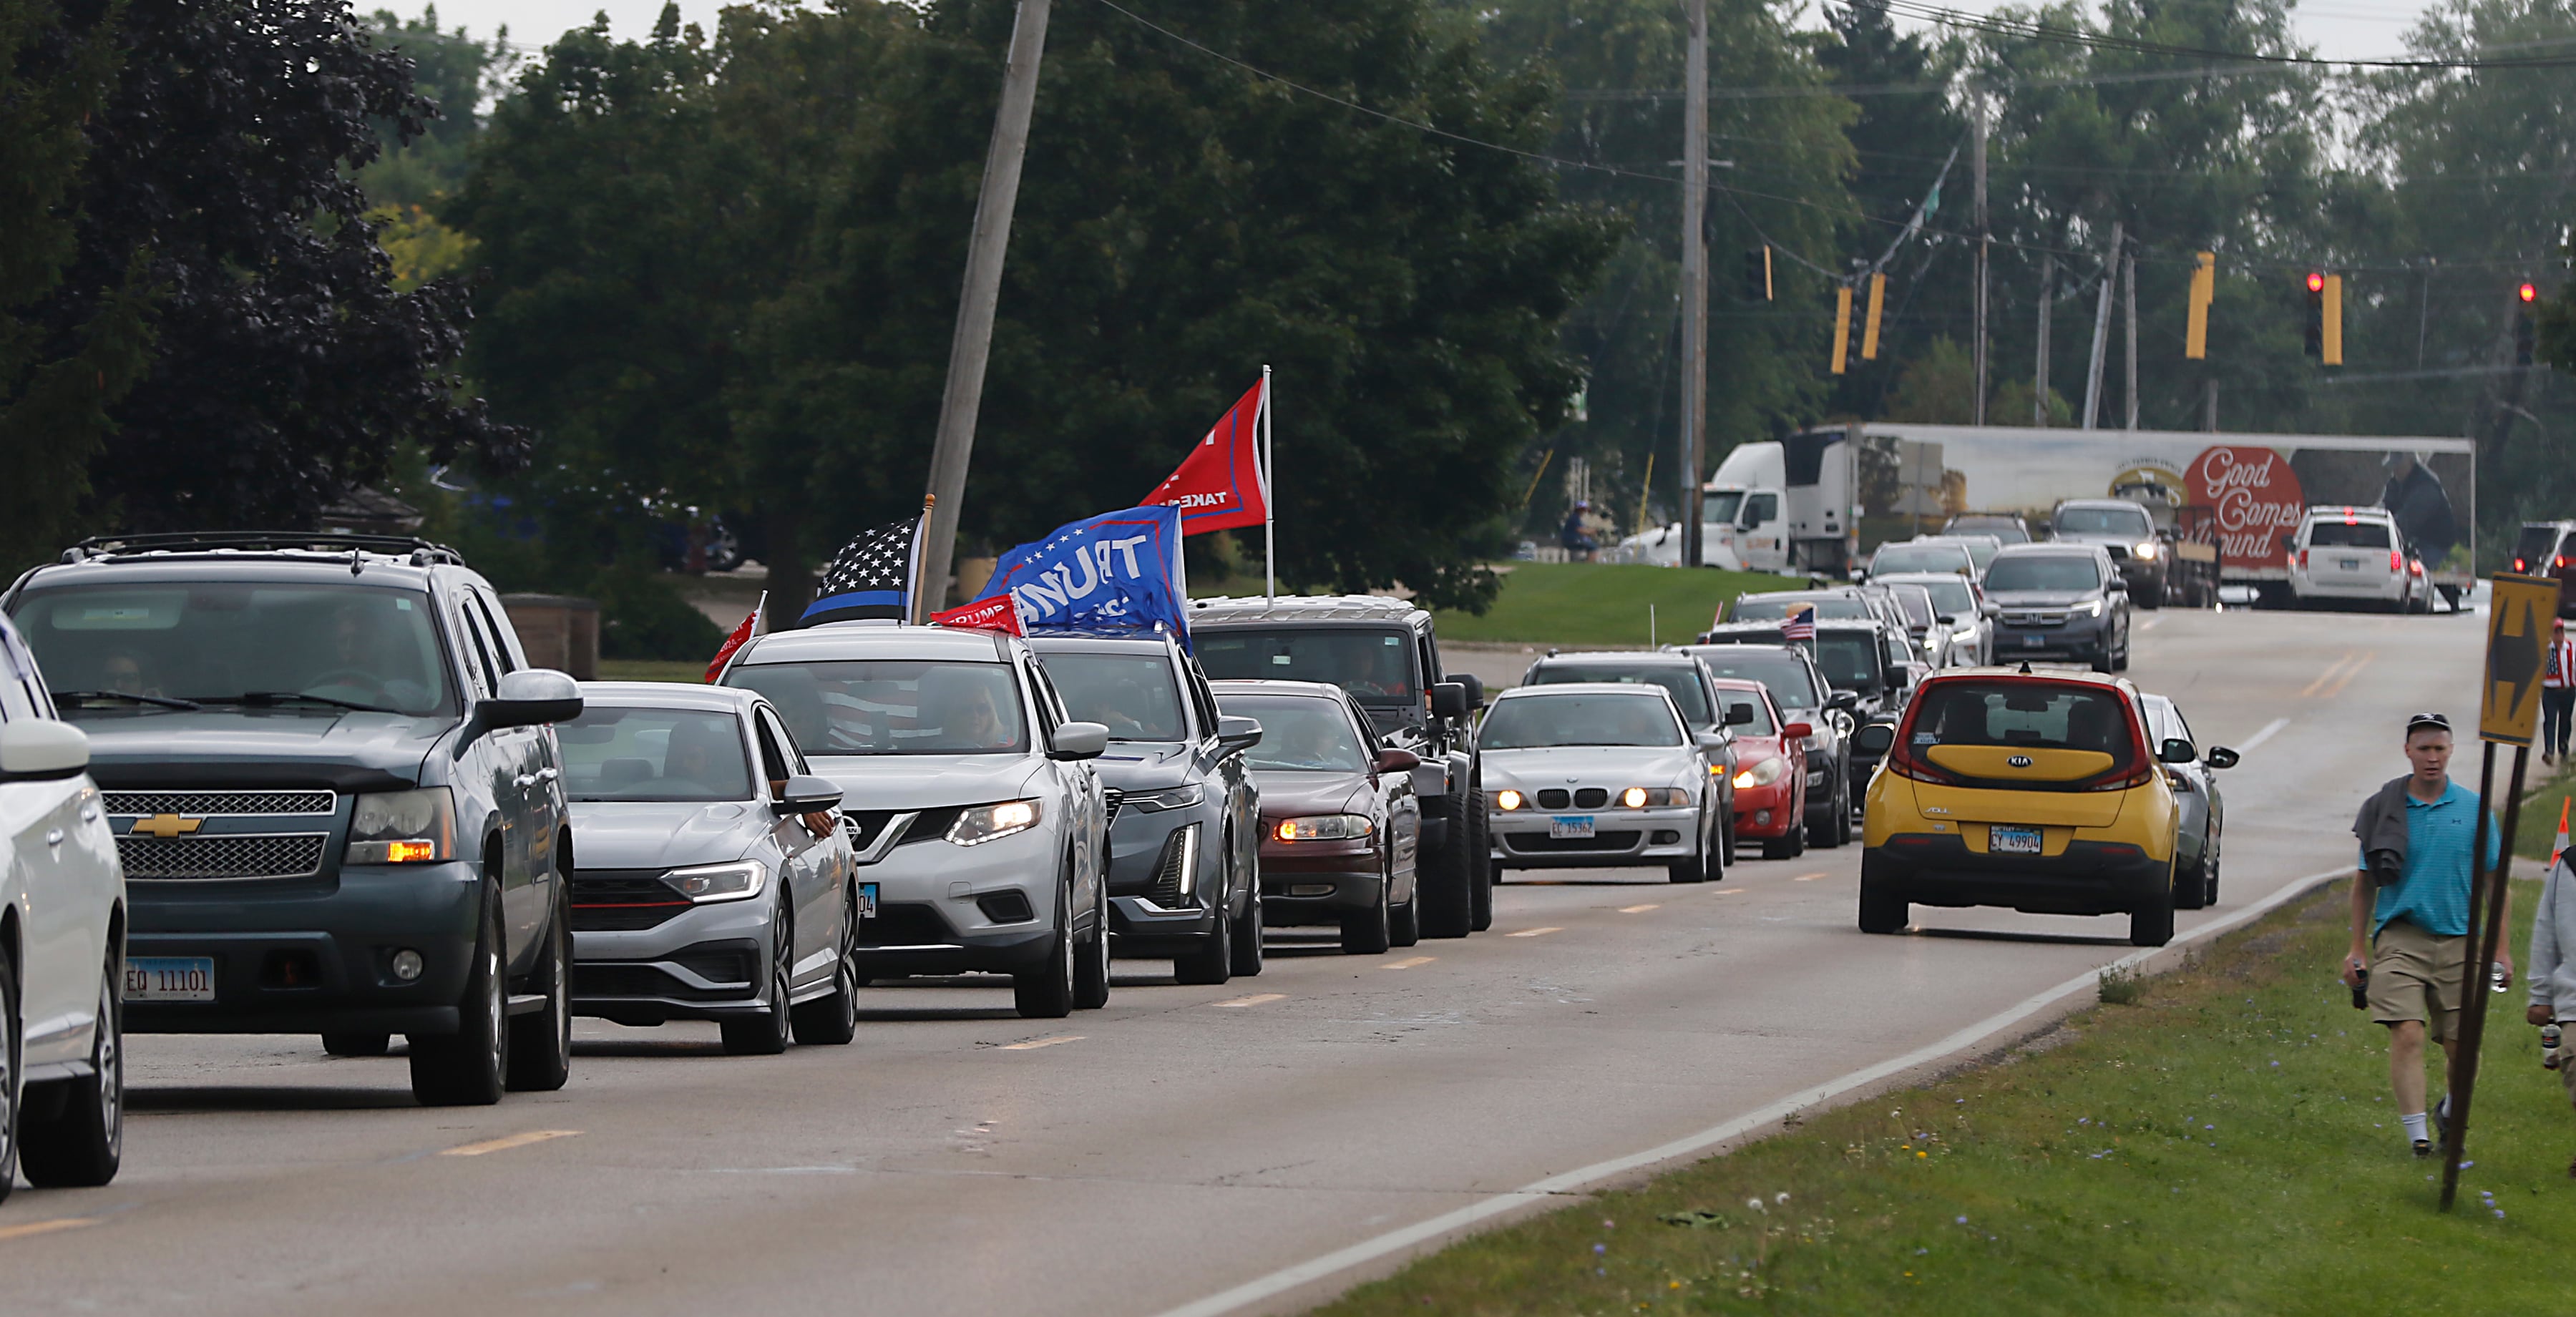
1143,377,1269,536
978,506,1189,642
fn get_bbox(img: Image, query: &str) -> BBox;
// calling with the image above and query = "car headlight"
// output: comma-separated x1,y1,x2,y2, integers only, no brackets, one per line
1125,785,1205,813
1617,787,1689,807
1493,788,1524,811
344,787,455,864
1276,814,1372,841
665,859,766,904
949,798,1043,846
2070,598,2104,617
2133,540,2158,560
1732,757,1787,789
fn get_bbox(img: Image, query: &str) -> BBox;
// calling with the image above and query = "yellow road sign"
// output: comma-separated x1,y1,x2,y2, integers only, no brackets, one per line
2480,573,2558,745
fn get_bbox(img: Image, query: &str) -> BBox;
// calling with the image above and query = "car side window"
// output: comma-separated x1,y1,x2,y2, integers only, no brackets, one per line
1022,660,1063,738
452,592,499,697
752,715,793,790
469,590,520,673
1347,700,1385,759
1184,660,1220,740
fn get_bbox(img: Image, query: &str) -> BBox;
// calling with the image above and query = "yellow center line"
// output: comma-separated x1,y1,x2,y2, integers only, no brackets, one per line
439,1130,582,1157
1506,926,1563,938
1617,903,1660,914
1210,992,1285,1008
2320,650,2376,700
1713,887,1747,895
2299,651,2357,698
999,1034,1085,1051
1381,956,1436,969
0,1218,99,1243
1793,871,1830,881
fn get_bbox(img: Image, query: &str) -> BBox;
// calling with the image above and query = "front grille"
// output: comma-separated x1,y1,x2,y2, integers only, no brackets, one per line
900,808,964,845
572,941,758,1001
1147,823,1199,908
2002,612,2067,628
1503,831,1641,854
842,810,902,851
570,872,691,931
856,902,955,948
117,833,328,880
1536,788,1571,810
1103,788,1125,829
104,789,333,816
1574,787,1609,808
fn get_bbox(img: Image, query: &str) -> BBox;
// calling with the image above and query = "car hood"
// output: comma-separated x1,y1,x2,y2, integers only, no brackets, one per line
66,707,451,791
1087,740,1197,791
1246,771,1365,818
1985,589,2099,608
806,753,1041,808
567,800,766,871
1481,744,1699,787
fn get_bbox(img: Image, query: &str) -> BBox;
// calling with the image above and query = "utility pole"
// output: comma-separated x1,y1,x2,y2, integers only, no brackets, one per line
2034,255,2054,426
1971,92,1990,426
916,0,1053,621
1678,0,1709,569
2122,253,2139,429
2082,221,2122,431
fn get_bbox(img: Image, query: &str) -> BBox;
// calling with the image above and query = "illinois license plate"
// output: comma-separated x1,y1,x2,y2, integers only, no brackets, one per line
1548,816,1596,839
1990,826,2044,856
2339,557,2361,570
857,882,879,919
125,956,215,1002
2021,634,2046,647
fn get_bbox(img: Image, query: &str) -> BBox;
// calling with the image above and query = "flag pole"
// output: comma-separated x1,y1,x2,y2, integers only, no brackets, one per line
907,494,935,624
1262,363,1276,606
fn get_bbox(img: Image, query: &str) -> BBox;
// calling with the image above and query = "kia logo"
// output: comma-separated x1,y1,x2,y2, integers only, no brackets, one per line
2008,754,2034,768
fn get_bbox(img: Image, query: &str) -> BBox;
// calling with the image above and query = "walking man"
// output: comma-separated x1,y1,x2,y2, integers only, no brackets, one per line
2530,843,2576,1177
2344,712,2508,1157
2542,617,2573,766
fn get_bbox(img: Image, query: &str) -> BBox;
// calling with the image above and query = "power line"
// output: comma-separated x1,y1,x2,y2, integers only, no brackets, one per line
1876,0,2576,69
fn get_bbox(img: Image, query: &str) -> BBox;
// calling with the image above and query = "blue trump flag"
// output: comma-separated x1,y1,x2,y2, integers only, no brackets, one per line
978,506,1189,643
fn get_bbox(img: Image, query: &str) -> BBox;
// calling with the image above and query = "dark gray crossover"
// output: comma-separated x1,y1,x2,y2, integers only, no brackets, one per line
1983,542,2133,672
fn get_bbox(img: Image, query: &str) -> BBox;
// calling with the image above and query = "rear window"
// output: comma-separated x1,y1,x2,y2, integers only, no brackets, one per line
2055,505,2152,537
1683,647,1819,708
1196,628,1417,706
2306,519,2391,549
1869,544,1971,577
1908,680,2141,770
1527,663,1710,723
1728,594,1871,622
1480,692,1682,749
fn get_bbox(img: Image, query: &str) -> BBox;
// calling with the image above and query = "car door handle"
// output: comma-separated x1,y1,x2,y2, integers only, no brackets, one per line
46,828,66,847
514,774,538,788
536,767,560,782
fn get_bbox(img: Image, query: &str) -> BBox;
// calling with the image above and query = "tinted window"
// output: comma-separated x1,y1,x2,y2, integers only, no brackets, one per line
2516,524,2562,565
2307,519,2391,549
1528,663,1711,723
1480,692,1682,749
1895,577,1976,615
1039,652,1186,741
727,660,1026,755
1880,588,1934,629
15,582,456,717
1909,680,2140,771
1728,594,1871,622
2055,505,2153,537
1196,628,1417,705
1984,555,2103,593
1869,544,1971,577
1219,695,1370,772
557,707,754,802
1811,635,1881,691
1683,647,1819,708
1946,516,2028,543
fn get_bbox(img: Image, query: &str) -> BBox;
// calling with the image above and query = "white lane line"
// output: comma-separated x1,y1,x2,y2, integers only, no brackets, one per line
1506,927,1563,938
2237,717,2292,754
1210,993,1285,1008
1792,871,1830,882
0,1218,99,1243
998,1034,1085,1051
1712,887,1746,895
1617,904,1660,914
2137,616,2165,631
1380,956,1436,970
1148,864,2355,1317
441,1130,581,1157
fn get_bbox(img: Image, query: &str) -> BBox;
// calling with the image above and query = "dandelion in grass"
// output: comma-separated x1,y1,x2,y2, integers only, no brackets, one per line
1747,1198,1765,1213
1775,1193,1790,1205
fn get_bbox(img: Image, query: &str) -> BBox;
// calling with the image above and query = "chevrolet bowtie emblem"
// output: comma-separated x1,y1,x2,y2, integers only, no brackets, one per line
130,814,204,839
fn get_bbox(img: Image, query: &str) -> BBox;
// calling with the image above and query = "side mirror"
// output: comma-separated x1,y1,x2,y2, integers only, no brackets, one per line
1049,720,1108,761
1374,747,1423,775
1722,704,1756,727
1850,723,1896,756
2203,745,2240,770
1979,601,2001,618
0,719,89,782
1430,682,1470,719
1826,690,1862,713
1936,613,1959,626
485,668,582,730
1780,721,1813,741
2106,577,2129,592
1694,731,1731,757
1453,674,1486,710
1216,715,1263,758
772,773,844,813
2159,738,2197,764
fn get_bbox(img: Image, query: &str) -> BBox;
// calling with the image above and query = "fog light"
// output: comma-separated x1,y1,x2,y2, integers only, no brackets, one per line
390,949,425,981
1289,883,1335,897
1755,809,1772,826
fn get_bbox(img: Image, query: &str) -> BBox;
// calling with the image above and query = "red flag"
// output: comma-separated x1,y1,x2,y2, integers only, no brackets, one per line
930,594,1025,636
705,610,757,682
1143,377,1269,536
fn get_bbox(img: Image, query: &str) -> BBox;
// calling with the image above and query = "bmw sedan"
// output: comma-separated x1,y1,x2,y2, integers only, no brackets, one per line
1482,684,1726,884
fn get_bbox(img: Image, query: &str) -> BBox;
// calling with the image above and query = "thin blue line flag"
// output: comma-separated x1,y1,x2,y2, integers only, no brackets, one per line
800,516,924,626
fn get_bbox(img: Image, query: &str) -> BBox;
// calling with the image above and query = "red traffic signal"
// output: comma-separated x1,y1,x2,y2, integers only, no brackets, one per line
2306,271,2326,293
2520,281,2540,303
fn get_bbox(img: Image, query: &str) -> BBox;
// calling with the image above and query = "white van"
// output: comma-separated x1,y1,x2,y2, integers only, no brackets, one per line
2286,506,2424,612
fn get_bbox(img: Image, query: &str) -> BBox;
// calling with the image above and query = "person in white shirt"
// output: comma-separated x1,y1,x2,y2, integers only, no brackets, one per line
2544,617,2575,765
2527,848,2576,1178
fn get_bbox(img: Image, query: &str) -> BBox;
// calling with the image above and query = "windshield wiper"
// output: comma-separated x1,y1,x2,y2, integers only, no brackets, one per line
195,691,397,715
53,689,201,712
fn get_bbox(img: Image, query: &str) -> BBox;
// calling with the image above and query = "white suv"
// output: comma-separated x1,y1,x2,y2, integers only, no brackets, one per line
0,615,126,1200
2288,506,2421,613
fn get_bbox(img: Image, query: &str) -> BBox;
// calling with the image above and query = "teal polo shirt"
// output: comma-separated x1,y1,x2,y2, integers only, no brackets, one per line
2356,779,2499,938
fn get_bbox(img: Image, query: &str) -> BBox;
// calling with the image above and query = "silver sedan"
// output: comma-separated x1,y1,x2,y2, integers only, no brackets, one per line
1481,684,1727,884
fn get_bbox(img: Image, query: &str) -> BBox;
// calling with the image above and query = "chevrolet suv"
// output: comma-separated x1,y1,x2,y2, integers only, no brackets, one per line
5,533,582,1107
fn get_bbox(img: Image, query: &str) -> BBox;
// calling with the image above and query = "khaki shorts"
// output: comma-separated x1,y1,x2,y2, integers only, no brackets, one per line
2369,918,2467,1042
2555,1032,2576,1107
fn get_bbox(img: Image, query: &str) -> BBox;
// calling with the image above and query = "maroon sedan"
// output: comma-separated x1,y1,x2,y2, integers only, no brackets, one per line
1210,680,1423,954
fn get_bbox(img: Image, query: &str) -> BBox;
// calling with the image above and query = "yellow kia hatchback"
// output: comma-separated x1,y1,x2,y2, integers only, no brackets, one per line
1855,667,2180,946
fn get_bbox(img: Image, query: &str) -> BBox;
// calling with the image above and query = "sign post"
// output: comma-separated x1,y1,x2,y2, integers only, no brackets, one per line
2440,572,2556,1208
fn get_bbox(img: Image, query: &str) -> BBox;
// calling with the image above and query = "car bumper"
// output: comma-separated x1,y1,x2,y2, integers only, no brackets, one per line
1732,780,1800,838
848,827,1061,976
1258,839,1382,923
572,897,776,1025
1489,804,1699,869
2289,569,2406,602
1103,806,1221,956
1992,620,2110,660
1864,833,2169,916
123,861,482,1036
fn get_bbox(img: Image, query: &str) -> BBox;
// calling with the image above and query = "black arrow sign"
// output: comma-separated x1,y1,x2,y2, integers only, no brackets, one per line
2493,592,2544,718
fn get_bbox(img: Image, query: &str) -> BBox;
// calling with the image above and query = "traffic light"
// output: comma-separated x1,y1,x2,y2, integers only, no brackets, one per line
2517,280,2540,366
2303,272,2324,358
1860,271,1887,361
1743,246,1773,302
2184,251,2215,360
2302,271,2342,366
1830,283,1853,375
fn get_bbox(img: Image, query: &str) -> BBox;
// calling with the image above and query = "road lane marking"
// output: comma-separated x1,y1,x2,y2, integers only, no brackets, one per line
2237,716,2291,753
1506,926,1563,938
2298,652,2358,697
1793,871,1829,882
1713,887,1746,895
1151,862,2357,1317
440,1130,582,1157
2318,650,2375,699
999,1034,1085,1050
0,1218,98,1243
2137,616,2165,631
1617,904,1659,914
1210,993,1284,1008
1380,956,1435,969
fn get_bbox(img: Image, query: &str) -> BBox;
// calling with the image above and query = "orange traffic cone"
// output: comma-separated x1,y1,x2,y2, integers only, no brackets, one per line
2553,797,2570,871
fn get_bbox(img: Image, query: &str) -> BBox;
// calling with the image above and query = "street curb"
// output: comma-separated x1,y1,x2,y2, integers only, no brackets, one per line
1148,864,2355,1317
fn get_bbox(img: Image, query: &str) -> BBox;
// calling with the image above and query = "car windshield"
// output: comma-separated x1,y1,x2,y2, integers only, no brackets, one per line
1712,688,1776,734
557,707,754,802
1480,692,1682,749
1811,635,1880,692
1219,695,1369,772
1946,516,2029,543
1870,544,1969,577
1036,651,1185,741
12,581,454,717
1894,577,1977,615
1729,594,1871,622
1909,680,2140,773
1985,555,2102,593
1880,589,1935,628
1196,628,1417,705
1944,539,2001,571
727,660,1026,755
2055,506,2152,537
1527,663,1710,723
2307,519,2391,549
1682,647,1819,708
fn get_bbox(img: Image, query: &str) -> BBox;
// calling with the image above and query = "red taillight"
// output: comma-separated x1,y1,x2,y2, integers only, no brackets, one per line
2559,555,2569,571
2517,557,2528,572
2390,549,2402,572
2297,549,2308,570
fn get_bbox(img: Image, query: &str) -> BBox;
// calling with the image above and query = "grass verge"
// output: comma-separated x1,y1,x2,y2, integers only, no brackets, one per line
1316,880,2567,1316
1431,563,1801,647
2517,763,2574,858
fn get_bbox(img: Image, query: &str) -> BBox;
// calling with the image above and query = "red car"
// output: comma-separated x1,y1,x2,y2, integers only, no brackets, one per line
1709,678,1812,859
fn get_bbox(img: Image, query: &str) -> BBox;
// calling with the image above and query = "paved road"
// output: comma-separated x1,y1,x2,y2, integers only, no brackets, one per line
1,605,2483,1316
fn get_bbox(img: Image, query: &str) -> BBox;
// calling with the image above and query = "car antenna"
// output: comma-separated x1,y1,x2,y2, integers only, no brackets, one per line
348,545,364,577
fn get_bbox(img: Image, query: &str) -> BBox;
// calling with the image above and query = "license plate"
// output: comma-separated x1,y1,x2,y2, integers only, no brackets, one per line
1990,826,2044,856
857,882,879,919
1548,816,1596,839
2338,557,2361,570
2022,634,2046,647
125,956,215,1002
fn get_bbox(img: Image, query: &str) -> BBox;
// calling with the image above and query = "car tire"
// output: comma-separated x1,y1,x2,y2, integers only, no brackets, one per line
322,1032,391,1057
721,896,795,1056
1174,899,1233,986
1465,776,1495,933
1231,876,1270,973
1760,831,1800,859
1388,884,1420,947
1835,783,1855,846
20,949,122,1190
1667,823,1709,884
2137,581,2164,609
1072,875,1111,1011
2173,846,2211,911
2131,869,2177,947
791,888,861,1045
0,945,18,1205
2203,845,2222,906
1342,865,1392,956
506,895,575,1089
1013,878,1078,1019
410,883,507,1107
1720,813,1737,868
1858,873,1907,934
1418,790,1473,939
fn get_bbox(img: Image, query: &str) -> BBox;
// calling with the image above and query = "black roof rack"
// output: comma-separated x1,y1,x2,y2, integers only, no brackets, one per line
64,532,466,566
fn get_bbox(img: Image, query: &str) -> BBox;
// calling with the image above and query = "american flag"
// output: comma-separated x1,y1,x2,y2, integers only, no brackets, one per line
1780,604,1816,642
799,516,924,627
